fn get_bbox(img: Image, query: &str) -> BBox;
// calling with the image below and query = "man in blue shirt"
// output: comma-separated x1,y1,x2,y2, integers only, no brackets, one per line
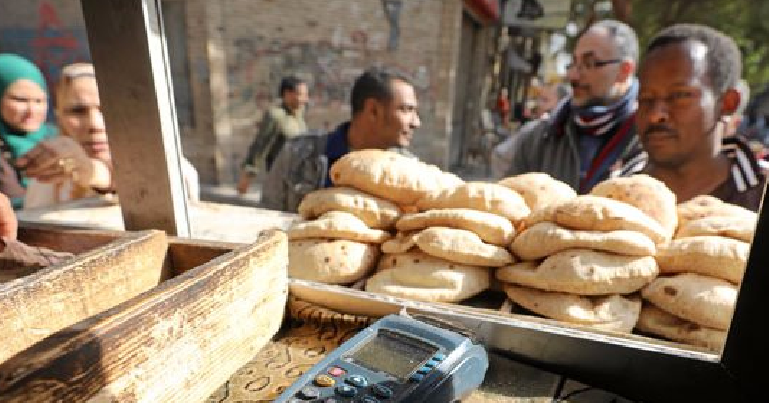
262,67,420,212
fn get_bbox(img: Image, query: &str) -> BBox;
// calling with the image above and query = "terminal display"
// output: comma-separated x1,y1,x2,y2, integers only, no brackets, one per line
348,329,438,380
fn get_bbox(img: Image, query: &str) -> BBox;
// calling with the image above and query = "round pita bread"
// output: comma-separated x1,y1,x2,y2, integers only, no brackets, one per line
415,182,530,223
504,285,641,333
635,303,726,353
590,174,678,238
366,266,490,303
497,172,576,211
641,273,737,330
329,150,463,205
381,231,420,254
497,249,658,295
655,236,749,284
288,211,392,243
368,251,490,302
511,222,656,260
297,187,401,229
676,216,755,243
289,238,379,284
525,195,668,244
415,227,515,267
676,195,756,236
396,208,514,245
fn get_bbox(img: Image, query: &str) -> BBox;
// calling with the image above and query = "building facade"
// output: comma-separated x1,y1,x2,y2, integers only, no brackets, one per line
0,0,500,183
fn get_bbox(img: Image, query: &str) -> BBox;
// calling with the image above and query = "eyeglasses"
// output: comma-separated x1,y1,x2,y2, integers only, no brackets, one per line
566,58,621,72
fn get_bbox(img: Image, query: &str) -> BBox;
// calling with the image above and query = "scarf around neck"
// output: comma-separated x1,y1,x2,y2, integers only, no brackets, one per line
571,78,639,137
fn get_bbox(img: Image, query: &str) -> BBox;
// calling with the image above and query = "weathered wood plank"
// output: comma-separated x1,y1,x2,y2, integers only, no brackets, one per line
0,230,288,402
80,0,191,236
167,237,244,276
18,224,133,254
0,230,168,364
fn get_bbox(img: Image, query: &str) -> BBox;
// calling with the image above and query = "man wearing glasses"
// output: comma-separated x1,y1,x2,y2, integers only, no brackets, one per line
621,24,765,211
502,20,640,193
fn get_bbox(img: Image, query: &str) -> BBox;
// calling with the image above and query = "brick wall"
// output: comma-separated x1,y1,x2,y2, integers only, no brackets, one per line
219,0,462,173
0,0,471,183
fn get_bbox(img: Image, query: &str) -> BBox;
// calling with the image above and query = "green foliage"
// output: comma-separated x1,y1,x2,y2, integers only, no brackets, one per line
629,0,769,91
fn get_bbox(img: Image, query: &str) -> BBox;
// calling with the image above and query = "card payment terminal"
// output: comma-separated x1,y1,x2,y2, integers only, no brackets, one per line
274,314,489,402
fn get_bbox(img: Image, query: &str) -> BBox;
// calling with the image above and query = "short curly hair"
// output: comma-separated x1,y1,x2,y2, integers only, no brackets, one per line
647,24,741,95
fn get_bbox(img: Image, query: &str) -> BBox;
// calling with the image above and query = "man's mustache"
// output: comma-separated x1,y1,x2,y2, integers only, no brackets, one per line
643,124,676,137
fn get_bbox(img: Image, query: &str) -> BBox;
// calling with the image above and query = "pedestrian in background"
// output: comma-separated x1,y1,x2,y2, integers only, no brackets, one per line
237,75,309,195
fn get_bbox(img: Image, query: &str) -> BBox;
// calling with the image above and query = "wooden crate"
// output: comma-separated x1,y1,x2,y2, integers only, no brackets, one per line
0,227,288,402
1,225,169,364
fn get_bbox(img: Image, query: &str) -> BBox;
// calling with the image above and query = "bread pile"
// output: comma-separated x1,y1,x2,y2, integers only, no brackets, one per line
497,175,675,333
366,182,526,302
287,150,462,285
288,154,759,352
636,195,756,352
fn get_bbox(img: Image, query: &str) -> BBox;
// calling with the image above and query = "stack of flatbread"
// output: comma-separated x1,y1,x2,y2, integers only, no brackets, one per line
287,150,463,284
636,195,757,352
498,175,676,333
366,182,526,303
498,172,577,212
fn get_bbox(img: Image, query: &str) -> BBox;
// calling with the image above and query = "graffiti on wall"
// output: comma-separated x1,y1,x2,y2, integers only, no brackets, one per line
0,2,90,97
381,0,403,51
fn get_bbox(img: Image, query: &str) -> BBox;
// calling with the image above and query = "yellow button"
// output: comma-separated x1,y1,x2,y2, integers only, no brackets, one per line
314,374,335,387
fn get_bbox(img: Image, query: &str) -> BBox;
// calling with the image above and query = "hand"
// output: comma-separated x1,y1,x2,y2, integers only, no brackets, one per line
0,193,17,240
16,136,95,187
237,171,252,195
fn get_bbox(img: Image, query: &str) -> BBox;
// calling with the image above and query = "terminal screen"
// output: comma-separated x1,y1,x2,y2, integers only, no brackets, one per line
350,330,439,380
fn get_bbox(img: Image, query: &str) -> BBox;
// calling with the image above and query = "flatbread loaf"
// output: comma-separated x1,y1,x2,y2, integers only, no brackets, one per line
676,195,756,235
415,227,515,267
524,195,668,244
676,216,755,243
655,236,749,283
297,187,401,229
497,172,576,211
504,285,641,333
642,273,737,330
497,249,658,295
329,150,463,205
396,208,514,245
511,222,656,260
288,211,392,243
366,265,490,303
289,238,379,284
415,182,530,223
635,303,726,352
367,251,490,302
590,174,678,237
381,231,420,254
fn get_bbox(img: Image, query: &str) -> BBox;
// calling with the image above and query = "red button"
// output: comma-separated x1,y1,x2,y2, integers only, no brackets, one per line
328,366,346,377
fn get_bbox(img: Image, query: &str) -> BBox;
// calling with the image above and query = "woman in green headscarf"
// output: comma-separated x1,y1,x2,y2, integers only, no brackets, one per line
0,53,57,207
